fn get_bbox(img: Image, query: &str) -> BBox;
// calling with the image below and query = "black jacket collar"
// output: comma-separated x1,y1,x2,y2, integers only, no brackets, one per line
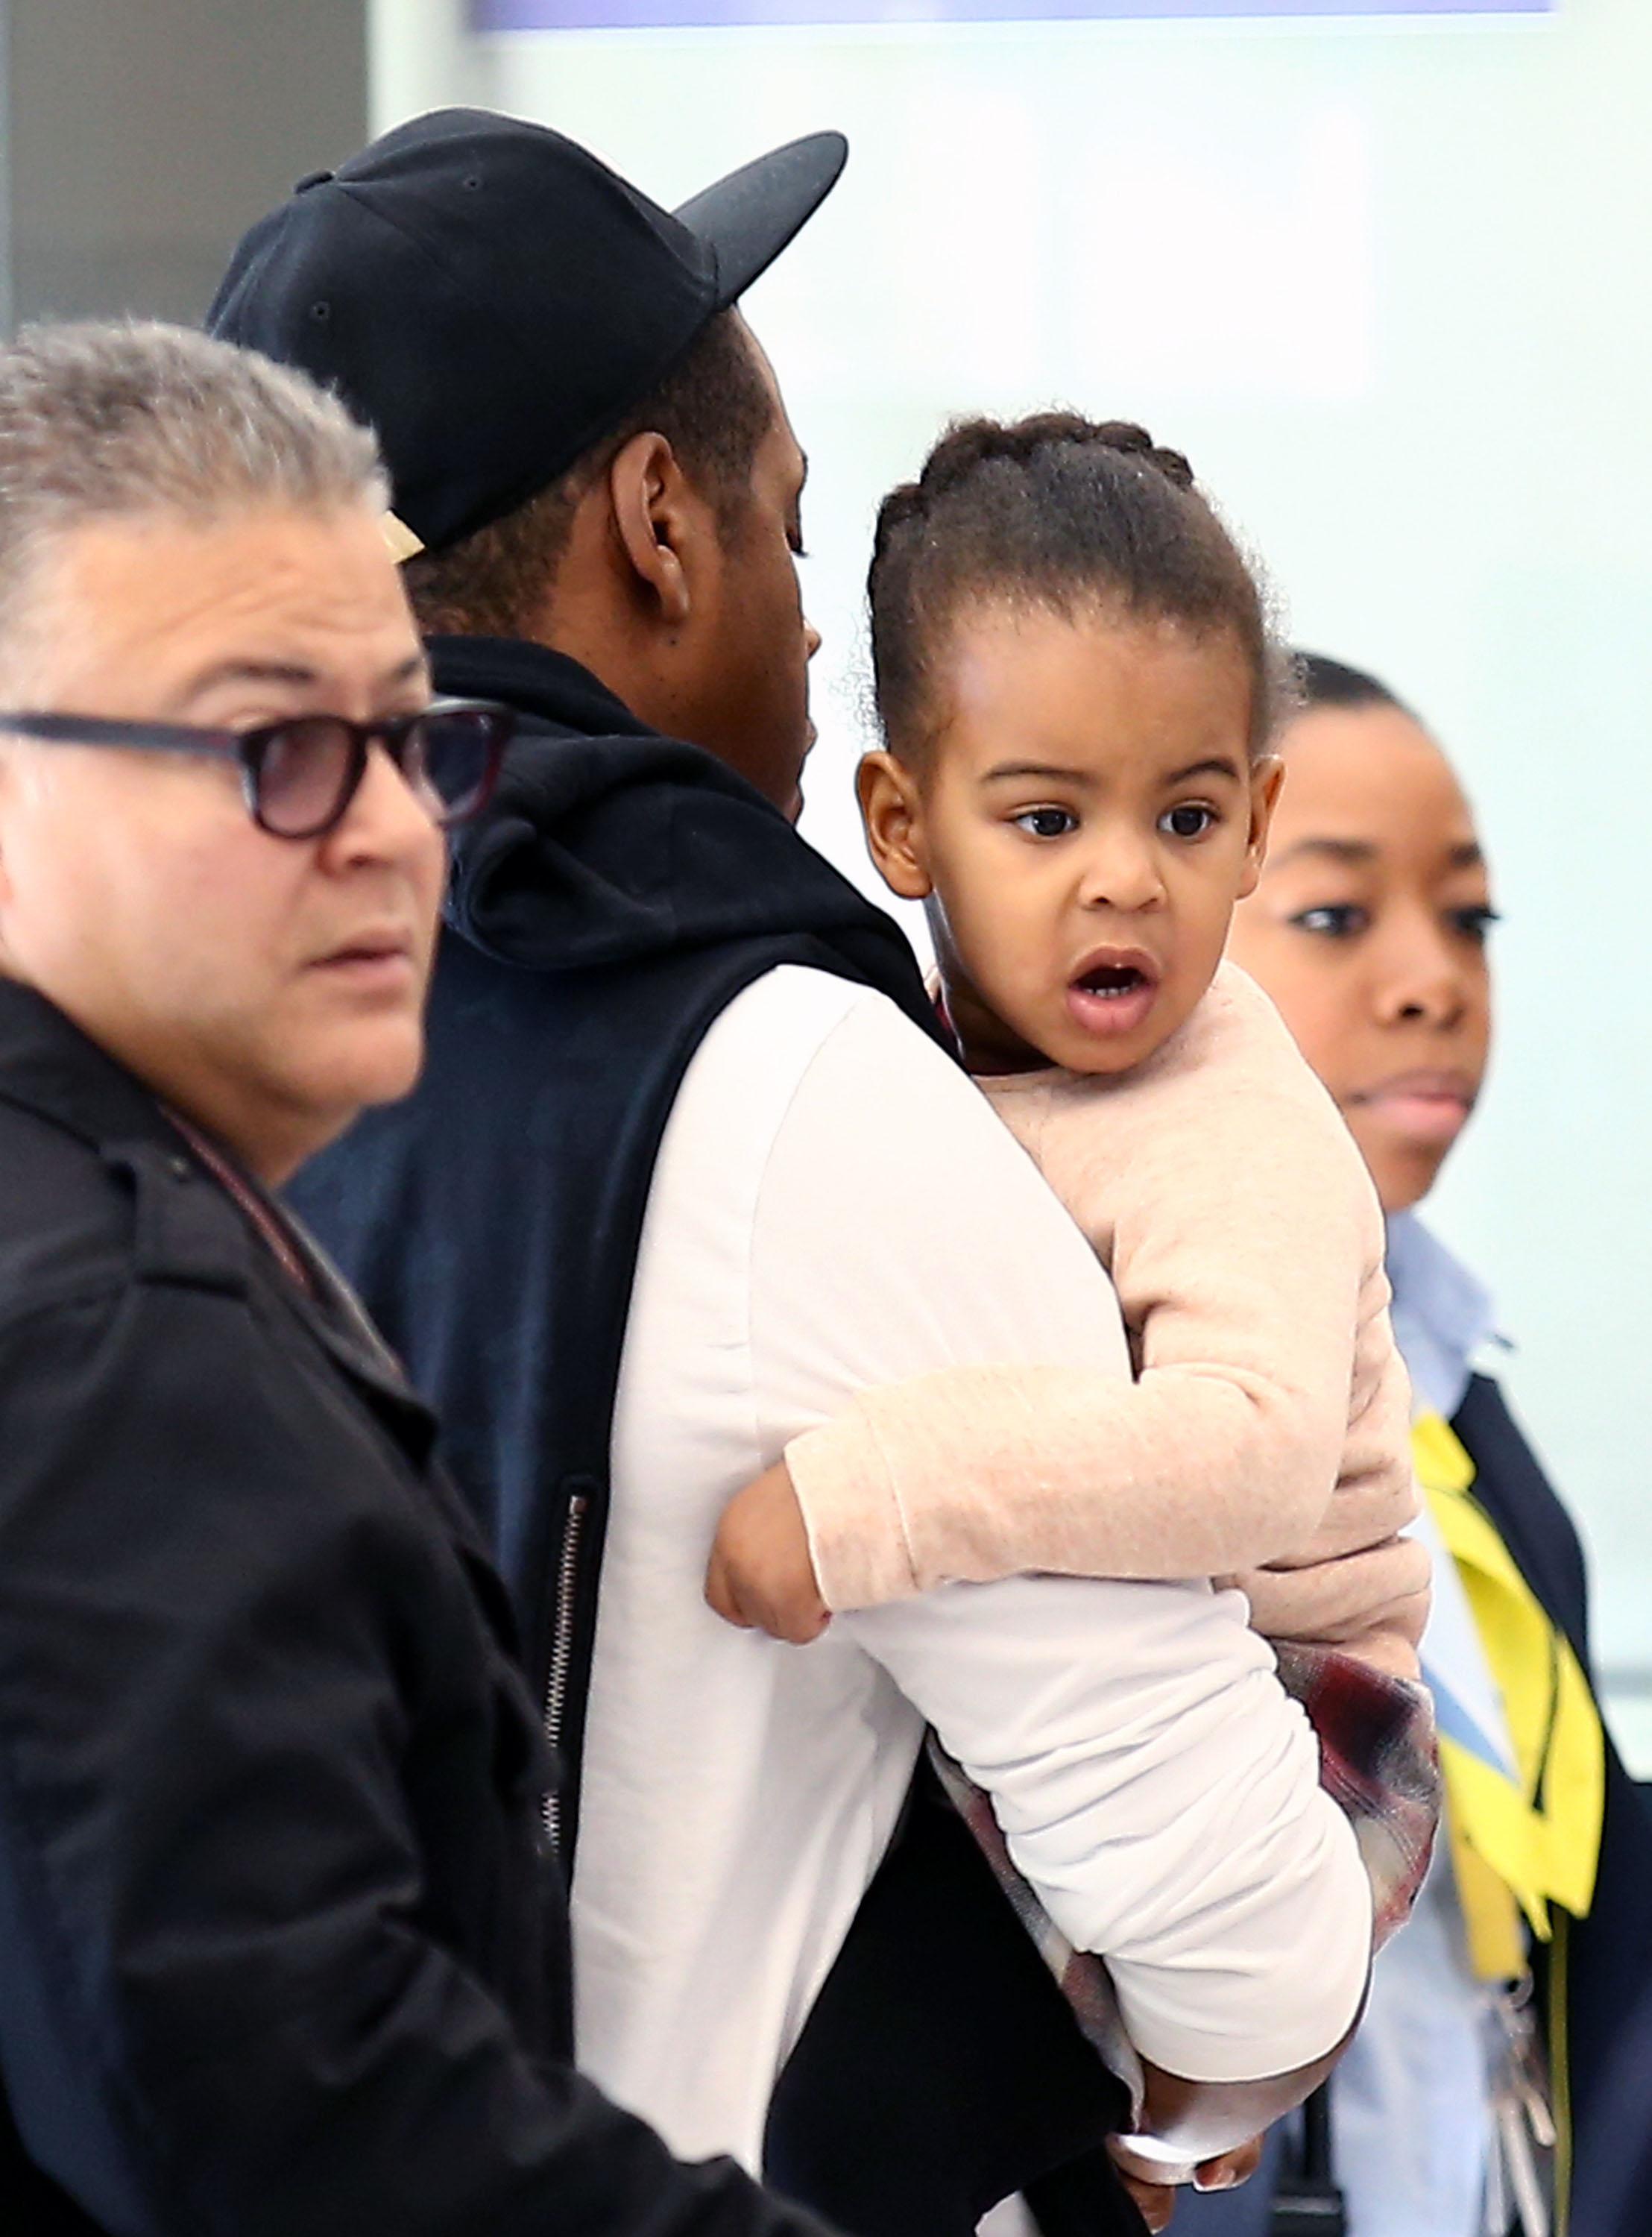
428,635,643,739
0,977,430,1429
0,977,195,1160
426,635,945,1048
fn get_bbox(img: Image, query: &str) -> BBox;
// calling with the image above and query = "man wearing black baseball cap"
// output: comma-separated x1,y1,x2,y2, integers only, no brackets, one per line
212,106,830,816
212,111,1372,2237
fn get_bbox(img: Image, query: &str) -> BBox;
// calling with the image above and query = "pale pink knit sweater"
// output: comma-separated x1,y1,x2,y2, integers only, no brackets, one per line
784,962,1428,1677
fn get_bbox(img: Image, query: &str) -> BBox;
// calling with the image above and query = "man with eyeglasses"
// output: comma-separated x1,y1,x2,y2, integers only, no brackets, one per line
0,318,842,2237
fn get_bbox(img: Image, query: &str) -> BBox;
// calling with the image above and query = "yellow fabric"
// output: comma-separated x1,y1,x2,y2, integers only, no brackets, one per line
1413,1413,1606,1983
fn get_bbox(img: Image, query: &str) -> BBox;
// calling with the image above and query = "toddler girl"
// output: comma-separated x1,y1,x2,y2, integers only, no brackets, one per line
707,414,1437,1948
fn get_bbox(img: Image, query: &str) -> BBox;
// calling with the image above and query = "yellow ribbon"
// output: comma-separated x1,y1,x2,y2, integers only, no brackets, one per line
1413,1413,1605,1983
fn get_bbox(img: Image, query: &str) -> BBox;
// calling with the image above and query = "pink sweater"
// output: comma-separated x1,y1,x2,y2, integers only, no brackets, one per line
784,963,1428,1677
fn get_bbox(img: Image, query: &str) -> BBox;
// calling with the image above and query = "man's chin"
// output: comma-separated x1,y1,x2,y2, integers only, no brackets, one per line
303,1026,426,1124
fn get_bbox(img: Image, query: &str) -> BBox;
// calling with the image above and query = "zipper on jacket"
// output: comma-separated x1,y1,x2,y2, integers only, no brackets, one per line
541,1491,589,1853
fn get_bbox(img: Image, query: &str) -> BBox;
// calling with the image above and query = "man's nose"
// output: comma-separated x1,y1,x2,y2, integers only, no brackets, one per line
804,617,822,663
324,737,446,868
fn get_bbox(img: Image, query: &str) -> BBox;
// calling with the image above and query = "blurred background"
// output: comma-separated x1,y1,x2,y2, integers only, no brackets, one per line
6,0,1648,1762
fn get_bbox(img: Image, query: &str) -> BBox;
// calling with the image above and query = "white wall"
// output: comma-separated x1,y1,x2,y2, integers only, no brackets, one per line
372,0,1652,1764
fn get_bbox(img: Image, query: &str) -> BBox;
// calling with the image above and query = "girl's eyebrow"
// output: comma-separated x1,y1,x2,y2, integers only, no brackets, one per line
980,760,1094,785
1164,755,1245,787
980,753,1249,788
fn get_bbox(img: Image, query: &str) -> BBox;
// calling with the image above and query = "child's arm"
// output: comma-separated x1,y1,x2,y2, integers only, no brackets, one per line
706,977,1416,1637
795,1116,1384,1588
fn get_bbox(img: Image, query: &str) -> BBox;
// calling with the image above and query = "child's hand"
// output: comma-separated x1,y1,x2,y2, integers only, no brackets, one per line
705,1463,832,1644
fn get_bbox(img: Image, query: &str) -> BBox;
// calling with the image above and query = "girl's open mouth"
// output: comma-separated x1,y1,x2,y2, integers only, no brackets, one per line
1065,954,1161,1040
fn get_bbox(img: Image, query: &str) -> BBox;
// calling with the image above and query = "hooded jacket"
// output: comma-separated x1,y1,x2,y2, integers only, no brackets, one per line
290,638,947,1853
289,639,1143,2237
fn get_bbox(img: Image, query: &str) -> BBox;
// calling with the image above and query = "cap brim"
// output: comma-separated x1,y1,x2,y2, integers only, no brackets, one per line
673,130,848,310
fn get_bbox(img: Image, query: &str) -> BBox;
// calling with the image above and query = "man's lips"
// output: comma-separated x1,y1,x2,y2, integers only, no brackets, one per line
1064,946,1161,1039
309,929,419,984
1347,1069,1478,1145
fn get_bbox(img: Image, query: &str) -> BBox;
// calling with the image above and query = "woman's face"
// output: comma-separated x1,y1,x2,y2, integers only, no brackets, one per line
1227,699,1494,1214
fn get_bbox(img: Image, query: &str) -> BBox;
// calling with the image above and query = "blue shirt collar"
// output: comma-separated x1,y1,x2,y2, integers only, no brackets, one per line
1384,1209,1504,1422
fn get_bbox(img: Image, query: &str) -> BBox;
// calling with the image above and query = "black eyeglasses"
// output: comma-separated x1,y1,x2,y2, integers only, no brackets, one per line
0,697,514,840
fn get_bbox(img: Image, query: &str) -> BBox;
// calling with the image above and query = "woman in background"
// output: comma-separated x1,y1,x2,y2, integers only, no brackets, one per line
1187,655,1652,2237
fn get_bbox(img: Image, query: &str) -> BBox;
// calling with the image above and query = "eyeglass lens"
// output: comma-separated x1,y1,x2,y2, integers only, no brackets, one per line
253,710,502,838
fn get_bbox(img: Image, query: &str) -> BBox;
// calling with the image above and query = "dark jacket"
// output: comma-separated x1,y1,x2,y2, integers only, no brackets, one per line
1453,1374,1652,2212
0,977,832,2237
1573,1972,1652,2237
292,638,951,1857
289,638,1141,2237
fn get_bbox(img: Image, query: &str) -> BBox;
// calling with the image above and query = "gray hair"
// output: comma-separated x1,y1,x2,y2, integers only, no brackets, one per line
0,319,386,677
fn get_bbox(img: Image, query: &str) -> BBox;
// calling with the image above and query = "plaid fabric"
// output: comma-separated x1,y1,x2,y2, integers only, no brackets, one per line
932,1643,1440,2104
1273,1642,1441,1948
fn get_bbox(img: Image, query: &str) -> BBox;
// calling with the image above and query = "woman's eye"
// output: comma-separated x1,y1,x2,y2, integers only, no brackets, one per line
1012,806,1078,840
1451,904,1501,944
1289,903,1367,939
1160,802,1217,841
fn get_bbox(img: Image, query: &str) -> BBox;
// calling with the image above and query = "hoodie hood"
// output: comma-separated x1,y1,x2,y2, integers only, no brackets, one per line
431,635,936,1018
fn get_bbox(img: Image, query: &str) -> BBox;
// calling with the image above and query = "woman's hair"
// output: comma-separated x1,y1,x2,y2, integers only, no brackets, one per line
868,411,1287,762
1291,650,1411,717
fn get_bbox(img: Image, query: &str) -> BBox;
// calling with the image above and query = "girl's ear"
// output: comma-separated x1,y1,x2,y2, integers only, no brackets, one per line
1238,753,1285,900
606,430,700,627
857,750,934,902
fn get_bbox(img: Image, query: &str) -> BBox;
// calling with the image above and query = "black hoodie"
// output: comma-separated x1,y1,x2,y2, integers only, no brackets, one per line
291,637,946,1845
288,638,1140,2237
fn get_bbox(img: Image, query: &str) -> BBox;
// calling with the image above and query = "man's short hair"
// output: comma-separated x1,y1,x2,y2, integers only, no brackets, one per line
0,320,385,679
403,309,775,643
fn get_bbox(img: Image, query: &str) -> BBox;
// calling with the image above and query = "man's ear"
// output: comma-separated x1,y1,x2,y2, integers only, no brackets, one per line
605,430,706,628
1238,753,1286,900
857,750,934,902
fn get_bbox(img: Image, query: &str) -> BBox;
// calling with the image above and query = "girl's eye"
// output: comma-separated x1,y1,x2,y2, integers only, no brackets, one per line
1012,806,1078,840
1289,903,1368,939
1160,802,1217,841
1451,904,1501,945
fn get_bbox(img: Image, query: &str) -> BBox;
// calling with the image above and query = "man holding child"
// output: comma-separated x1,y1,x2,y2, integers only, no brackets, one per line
215,110,1381,2233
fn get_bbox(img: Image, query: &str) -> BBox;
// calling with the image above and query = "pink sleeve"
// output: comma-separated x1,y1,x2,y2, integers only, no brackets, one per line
785,974,1416,1624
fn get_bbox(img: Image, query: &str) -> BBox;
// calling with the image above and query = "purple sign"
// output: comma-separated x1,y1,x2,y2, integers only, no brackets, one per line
476,1,1551,25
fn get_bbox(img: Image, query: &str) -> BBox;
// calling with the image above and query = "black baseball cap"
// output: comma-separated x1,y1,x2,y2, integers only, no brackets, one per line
207,107,847,557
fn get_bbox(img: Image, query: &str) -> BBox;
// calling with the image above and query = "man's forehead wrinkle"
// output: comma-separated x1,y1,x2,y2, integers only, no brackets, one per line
38,513,423,714
180,649,429,697
193,658,322,691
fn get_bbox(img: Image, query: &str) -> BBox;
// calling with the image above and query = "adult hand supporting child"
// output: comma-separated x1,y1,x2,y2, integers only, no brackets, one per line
706,1462,833,1642
1109,2133,1265,2230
